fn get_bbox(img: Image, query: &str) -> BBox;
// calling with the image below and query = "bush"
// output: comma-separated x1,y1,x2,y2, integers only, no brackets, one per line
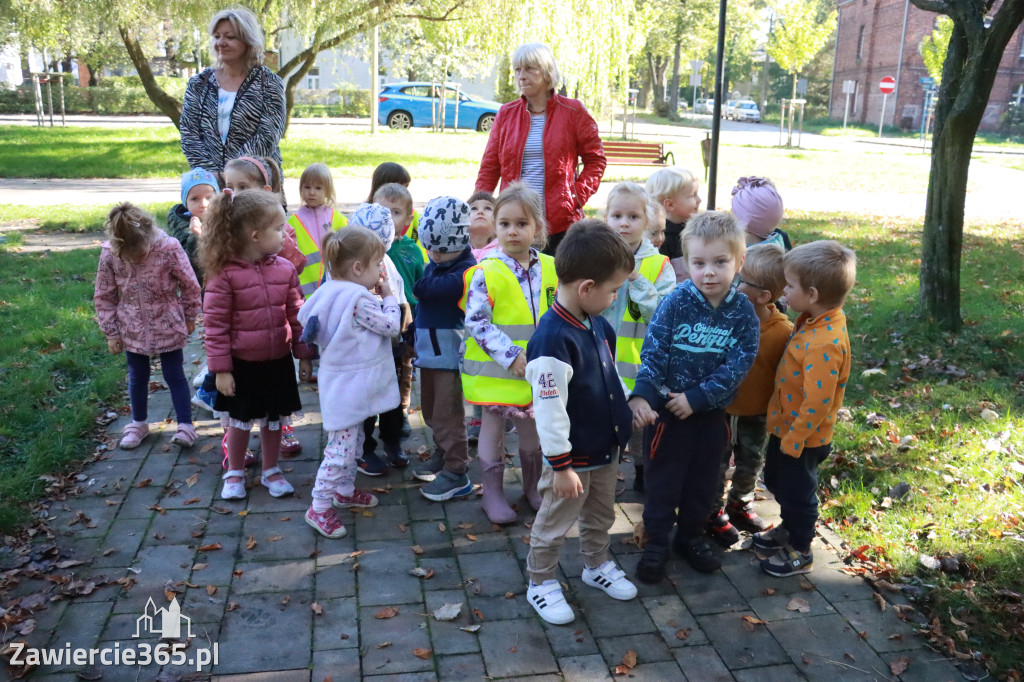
0,75,187,115
1000,103,1024,137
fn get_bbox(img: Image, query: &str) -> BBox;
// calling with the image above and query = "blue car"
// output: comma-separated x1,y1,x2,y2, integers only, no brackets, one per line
377,82,501,132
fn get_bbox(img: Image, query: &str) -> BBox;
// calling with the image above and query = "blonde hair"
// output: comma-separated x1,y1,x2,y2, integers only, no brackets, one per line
681,211,746,262
321,226,386,281
105,202,156,263
646,201,666,236
494,182,548,251
646,167,698,202
200,189,283,276
606,182,654,231
742,243,787,301
373,182,413,216
299,163,336,206
209,7,265,69
784,240,857,308
512,43,561,92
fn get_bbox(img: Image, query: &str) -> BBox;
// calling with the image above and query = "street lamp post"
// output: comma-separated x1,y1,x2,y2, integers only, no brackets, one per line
707,0,728,210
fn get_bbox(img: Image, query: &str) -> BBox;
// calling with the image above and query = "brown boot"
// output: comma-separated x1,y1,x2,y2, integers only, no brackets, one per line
520,448,543,512
480,461,516,524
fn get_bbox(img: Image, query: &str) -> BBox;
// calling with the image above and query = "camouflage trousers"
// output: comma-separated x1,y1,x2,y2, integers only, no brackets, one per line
715,414,768,506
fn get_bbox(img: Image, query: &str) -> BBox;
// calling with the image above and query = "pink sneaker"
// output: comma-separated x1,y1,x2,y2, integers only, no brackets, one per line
119,423,149,450
280,424,302,454
305,508,347,538
332,489,379,509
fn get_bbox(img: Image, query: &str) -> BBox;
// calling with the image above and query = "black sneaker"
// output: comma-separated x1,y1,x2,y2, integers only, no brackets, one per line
760,545,813,577
705,508,740,548
752,525,789,553
726,499,768,533
636,545,669,584
632,464,645,493
400,411,412,438
357,451,389,477
678,536,721,573
384,441,409,468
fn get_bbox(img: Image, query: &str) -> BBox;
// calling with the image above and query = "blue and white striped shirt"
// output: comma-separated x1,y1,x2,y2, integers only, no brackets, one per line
520,114,546,205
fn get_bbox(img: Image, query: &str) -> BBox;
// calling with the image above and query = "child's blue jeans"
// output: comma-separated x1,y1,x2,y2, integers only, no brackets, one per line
126,349,192,425
762,435,832,552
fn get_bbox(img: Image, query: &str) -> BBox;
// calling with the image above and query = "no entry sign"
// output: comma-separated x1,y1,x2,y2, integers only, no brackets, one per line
879,77,896,94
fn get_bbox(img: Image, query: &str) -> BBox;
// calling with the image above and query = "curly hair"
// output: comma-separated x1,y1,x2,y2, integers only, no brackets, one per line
494,182,547,251
105,202,156,262
200,189,283,276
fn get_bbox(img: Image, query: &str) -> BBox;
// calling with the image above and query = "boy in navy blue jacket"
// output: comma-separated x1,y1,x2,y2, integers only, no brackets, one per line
524,219,638,626
630,211,759,582
410,197,478,501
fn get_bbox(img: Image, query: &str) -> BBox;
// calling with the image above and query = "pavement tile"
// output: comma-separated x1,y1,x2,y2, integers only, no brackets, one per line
457,551,525,596
92,517,149,568
676,565,749,615
616,660,687,680
142,508,210,547
879,650,963,682
477,617,558,678
720,550,818,600
437,653,486,680
313,560,357,600
128,543,197,587
216,592,312,674
558,653,614,682
188,549,239,587
364,673,437,682
134,449,179,488
119,484,166,517
214,670,311,682
570,576,657,637
596,632,674,663
357,605,433,675
311,647,360,678
354,540,426,606
229,559,314,594
832,599,922,652
411,519,453,553
353,503,412,540
768,613,893,681
467,592,537,621
424,590,480,656
406,488,448,521
540,616,601,658
810,564,878,604
241,512,316,561
733,663,807,681
696,610,790,670
311,596,358,650
452,527,514,555
642,594,709,647
748,590,836,621
412,557,465,591
673,644,736,681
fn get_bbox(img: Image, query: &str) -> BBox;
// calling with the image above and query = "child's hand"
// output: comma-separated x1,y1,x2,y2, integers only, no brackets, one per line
186,319,196,335
509,353,527,378
298,358,314,382
553,468,583,499
629,396,657,428
216,372,235,397
376,267,394,298
107,338,124,354
628,265,640,282
189,216,203,236
665,392,693,420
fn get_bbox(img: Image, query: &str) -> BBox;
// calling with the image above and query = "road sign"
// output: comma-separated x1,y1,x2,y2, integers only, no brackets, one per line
689,73,702,87
796,78,807,95
842,79,856,95
920,76,934,87
879,76,896,94
689,60,705,75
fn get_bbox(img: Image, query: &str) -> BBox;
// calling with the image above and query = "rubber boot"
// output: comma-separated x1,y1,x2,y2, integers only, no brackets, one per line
520,448,543,512
480,461,517,524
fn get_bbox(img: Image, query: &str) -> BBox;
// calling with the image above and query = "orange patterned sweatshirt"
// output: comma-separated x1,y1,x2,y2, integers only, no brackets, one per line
766,307,851,458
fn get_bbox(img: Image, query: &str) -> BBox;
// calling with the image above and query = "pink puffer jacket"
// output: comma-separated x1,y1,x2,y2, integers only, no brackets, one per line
94,232,202,355
202,254,313,373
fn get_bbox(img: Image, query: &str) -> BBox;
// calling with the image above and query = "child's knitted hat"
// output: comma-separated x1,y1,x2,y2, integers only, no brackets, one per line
419,196,471,253
730,176,783,239
350,203,395,250
180,168,220,206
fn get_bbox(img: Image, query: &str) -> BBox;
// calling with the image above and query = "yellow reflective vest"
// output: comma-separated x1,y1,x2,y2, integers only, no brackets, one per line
288,210,347,298
616,254,670,390
459,254,557,407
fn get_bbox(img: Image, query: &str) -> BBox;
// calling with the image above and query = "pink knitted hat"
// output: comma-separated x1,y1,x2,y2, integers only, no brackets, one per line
730,177,783,239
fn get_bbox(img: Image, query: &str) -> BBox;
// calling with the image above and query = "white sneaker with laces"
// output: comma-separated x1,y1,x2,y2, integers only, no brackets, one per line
527,579,574,625
582,560,638,600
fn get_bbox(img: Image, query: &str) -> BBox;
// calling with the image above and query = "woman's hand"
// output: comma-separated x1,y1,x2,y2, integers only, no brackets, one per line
107,338,124,354
186,319,196,335
216,372,236,397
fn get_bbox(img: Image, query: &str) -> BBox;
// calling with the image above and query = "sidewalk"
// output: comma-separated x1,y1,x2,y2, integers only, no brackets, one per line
4,331,968,681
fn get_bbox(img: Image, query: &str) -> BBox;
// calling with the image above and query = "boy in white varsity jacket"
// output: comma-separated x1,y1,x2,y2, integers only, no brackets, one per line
523,220,638,626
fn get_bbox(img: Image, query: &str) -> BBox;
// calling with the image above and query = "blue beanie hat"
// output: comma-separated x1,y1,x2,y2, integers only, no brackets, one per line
181,168,220,206
419,196,471,253
350,203,395,250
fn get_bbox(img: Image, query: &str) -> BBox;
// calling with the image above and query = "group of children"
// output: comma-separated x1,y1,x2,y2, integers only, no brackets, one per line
93,156,856,628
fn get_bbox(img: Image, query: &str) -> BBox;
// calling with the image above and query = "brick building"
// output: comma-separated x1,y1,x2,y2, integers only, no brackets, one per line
829,0,1024,131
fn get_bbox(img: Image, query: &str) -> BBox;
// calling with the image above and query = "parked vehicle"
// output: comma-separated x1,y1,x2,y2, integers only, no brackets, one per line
723,100,738,118
694,98,714,114
730,100,761,122
377,82,501,132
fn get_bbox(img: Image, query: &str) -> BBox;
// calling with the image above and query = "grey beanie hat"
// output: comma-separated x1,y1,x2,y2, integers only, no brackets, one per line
419,196,471,253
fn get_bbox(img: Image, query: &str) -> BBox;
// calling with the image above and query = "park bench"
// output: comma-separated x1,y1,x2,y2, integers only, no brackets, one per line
600,140,674,167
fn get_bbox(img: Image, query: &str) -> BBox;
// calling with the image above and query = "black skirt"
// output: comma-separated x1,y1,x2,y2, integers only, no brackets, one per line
213,354,302,423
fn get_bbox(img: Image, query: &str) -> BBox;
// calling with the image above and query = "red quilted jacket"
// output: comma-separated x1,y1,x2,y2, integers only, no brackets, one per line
475,94,607,236
202,254,313,373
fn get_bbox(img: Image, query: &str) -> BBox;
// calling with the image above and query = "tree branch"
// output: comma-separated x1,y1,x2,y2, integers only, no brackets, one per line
909,0,953,14
395,0,468,22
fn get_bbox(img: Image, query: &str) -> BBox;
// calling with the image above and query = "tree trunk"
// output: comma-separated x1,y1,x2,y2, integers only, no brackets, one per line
669,37,682,120
282,50,319,137
118,25,182,127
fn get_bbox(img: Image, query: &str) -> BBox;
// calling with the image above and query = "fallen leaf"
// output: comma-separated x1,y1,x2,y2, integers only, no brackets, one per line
457,523,476,530
237,510,249,517
742,615,767,631
888,633,904,640
311,602,324,615
185,473,199,488
621,649,638,669
787,597,811,614
349,550,365,558
438,522,447,532
246,535,257,550
433,602,463,621
137,478,152,488
102,548,118,557
200,443,215,453
376,641,393,649
675,628,690,640
763,588,776,596
206,585,217,596
466,534,478,542
266,535,283,542
801,653,812,664
614,665,631,675
411,545,425,555
198,543,222,552
375,606,399,619
412,648,432,660
873,592,887,612
281,595,290,606
889,656,911,676
460,624,481,633
280,516,291,522
473,608,485,621
183,497,201,505
192,563,207,571
232,569,243,577
226,602,240,612
504,592,516,599
398,524,408,533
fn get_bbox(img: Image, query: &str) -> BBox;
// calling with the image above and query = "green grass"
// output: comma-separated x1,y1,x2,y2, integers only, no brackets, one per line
786,212,1024,676
0,245,123,531
0,202,176,233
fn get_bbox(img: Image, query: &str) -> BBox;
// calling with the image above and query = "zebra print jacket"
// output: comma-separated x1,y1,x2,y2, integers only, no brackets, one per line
179,66,286,173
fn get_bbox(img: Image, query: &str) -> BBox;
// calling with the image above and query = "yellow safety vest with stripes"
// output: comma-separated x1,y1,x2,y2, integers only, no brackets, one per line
459,254,558,407
288,210,347,298
616,254,670,390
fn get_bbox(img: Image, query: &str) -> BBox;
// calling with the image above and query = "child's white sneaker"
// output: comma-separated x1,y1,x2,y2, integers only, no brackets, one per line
582,560,638,600
527,579,574,625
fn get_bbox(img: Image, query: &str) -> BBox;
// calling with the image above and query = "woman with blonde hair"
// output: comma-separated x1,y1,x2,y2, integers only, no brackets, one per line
180,7,286,173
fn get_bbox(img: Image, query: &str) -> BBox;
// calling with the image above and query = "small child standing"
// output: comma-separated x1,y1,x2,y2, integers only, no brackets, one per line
94,203,202,450
368,162,427,260
200,189,314,501
299,227,402,538
601,182,676,493
288,162,347,299
468,190,499,261
461,183,554,524
524,219,637,625
731,176,792,250
410,197,477,500
646,167,702,283
167,168,220,281
630,211,759,582
705,243,793,548
645,202,667,250
754,241,855,577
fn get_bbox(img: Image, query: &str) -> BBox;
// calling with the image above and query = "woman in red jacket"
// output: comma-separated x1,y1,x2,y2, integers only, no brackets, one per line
475,43,607,254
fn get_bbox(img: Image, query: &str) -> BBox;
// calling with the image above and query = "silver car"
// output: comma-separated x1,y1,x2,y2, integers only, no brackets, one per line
731,101,761,122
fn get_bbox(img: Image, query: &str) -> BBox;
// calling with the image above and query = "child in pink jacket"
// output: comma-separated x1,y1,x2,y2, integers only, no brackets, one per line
94,203,202,450
200,188,314,502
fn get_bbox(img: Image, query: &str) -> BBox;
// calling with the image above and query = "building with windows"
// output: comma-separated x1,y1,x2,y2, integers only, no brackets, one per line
830,0,1024,131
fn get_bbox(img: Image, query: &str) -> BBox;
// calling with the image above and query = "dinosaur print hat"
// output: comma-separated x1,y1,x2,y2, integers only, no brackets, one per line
418,196,471,254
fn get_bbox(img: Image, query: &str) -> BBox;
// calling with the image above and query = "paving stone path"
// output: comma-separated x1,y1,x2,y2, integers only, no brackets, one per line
14,333,968,682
